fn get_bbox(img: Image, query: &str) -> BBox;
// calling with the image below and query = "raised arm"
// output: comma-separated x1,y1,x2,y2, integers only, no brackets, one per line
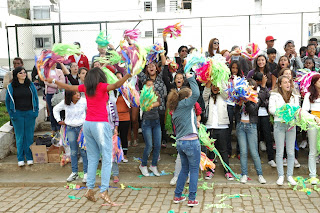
107,73,132,91
182,73,200,107
45,78,79,92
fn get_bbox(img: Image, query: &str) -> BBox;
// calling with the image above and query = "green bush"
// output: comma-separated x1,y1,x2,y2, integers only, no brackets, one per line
0,103,10,127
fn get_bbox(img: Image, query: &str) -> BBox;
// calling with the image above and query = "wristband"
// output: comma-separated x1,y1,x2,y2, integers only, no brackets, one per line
52,79,56,84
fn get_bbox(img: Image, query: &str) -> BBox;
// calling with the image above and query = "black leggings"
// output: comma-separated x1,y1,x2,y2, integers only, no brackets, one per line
207,128,230,174
119,121,130,155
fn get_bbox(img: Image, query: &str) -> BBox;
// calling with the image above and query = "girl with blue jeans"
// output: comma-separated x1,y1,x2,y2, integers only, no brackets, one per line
53,91,88,183
235,79,266,184
269,75,300,186
167,73,200,207
46,67,131,205
139,79,161,177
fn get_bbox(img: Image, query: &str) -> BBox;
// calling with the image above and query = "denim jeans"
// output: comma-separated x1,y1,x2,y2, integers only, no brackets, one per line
111,162,119,177
274,122,296,177
11,110,36,162
46,93,60,132
66,125,88,173
141,119,161,167
258,116,274,161
308,127,318,177
83,121,112,193
175,139,201,201
236,122,263,176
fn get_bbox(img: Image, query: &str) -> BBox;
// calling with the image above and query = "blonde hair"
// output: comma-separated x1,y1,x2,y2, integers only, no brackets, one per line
167,88,192,111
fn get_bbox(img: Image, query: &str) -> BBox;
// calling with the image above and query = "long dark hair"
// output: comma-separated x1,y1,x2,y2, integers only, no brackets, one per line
229,60,243,77
12,66,31,87
208,38,220,57
254,55,270,75
309,74,320,103
84,67,107,97
65,90,77,105
276,55,290,73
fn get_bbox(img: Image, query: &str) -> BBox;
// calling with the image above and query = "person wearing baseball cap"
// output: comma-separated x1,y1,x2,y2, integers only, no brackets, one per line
261,36,280,63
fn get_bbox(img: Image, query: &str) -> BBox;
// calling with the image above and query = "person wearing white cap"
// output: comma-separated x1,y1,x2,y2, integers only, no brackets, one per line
261,36,280,63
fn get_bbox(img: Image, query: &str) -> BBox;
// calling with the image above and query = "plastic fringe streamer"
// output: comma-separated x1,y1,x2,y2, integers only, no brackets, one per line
200,152,216,171
198,124,239,179
195,59,212,84
112,135,124,163
119,41,147,76
168,60,179,73
59,125,68,146
123,29,140,42
77,127,86,150
146,42,164,64
210,58,231,88
275,104,300,126
205,203,233,210
95,31,110,47
140,85,158,111
226,76,258,105
118,77,140,107
165,108,173,134
298,71,319,97
36,50,69,81
198,182,214,190
162,22,183,38
241,43,260,61
102,67,119,84
184,53,206,73
52,43,81,56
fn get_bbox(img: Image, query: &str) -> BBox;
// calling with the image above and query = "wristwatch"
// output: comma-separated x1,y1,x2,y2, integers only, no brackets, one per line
52,79,56,84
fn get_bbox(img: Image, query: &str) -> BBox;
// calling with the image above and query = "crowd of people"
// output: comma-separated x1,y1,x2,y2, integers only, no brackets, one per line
3,33,320,207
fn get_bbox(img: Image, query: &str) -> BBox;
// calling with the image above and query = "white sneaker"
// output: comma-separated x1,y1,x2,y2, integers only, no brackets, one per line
260,141,267,151
82,173,87,183
170,176,178,185
149,166,160,176
67,172,78,182
310,177,318,185
299,140,308,149
122,158,128,163
277,176,284,186
294,159,300,168
27,160,33,166
138,128,142,134
268,160,277,168
139,165,149,176
240,175,248,184
283,158,287,167
258,175,266,184
18,161,25,167
287,176,297,186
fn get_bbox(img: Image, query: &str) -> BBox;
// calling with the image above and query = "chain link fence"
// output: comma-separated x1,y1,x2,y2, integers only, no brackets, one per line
6,11,319,71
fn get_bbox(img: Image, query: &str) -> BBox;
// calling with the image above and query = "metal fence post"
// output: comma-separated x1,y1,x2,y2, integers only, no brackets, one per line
152,19,155,44
52,24,56,44
200,17,203,53
106,21,108,34
248,15,251,43
301,12,304,46
15,25,19,57
59,23,62,43
6,27,11,70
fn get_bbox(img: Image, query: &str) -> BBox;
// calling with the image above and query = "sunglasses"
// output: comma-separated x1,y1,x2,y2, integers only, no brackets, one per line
18,71,26,75
213,42,219,45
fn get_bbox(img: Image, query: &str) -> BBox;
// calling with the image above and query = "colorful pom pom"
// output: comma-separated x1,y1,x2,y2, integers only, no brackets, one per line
163,22,183,39
102,67,118,84
200,152,216,171
145,42,164,64
168,60,179,73
52,43,81,56
225,76,257,105
195,60,212,84
140,85,158,111
112,135,124,163
95,31,111,48
123,29,140,42
118,77,140,107
241,43,260,61
77,128,86,150
184,53,206,73
297,70,319,97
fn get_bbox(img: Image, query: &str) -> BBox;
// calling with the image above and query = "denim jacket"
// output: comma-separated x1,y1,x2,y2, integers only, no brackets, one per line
5,82,39,119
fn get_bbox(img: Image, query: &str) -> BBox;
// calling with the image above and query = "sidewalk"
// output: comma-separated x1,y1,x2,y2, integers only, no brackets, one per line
0,185,319,213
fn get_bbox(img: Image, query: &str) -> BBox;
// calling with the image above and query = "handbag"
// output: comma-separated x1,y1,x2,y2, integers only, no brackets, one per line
0,88,6,103
51,89,64,106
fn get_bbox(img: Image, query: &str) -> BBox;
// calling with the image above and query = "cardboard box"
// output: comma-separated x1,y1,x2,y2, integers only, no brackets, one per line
30,143,48,163
47,145,64,163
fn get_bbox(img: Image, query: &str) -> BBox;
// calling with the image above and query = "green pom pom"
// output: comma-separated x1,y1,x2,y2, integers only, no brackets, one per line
102,67,118,84
140,85,158,111
210,59,230,88
52,43,81,56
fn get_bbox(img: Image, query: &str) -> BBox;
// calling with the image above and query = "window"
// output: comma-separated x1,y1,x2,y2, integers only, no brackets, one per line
145,31,153,37
157,0,165,12
33,6,50,20
181,0,192,10
170,0,178,12
157,28,164,34
144,1,152,12
35,37,51,49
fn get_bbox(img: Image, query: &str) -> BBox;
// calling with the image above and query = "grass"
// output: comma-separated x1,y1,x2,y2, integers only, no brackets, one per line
0,102,9,127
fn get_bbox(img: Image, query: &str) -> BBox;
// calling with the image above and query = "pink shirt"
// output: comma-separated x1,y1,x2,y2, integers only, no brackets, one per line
78,83,109,122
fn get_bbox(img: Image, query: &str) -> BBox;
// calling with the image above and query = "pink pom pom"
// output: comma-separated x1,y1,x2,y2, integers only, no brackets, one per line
123,29,140,42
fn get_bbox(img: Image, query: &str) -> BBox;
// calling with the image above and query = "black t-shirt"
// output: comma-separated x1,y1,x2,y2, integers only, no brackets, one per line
268,62,277,75
13,83,33,111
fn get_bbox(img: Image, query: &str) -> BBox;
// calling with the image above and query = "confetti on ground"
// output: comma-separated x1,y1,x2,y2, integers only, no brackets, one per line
68,195,81,200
